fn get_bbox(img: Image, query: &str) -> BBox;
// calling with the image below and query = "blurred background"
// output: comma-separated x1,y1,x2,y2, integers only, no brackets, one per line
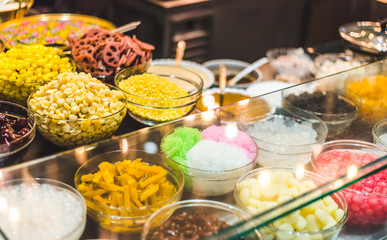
31,0,387,62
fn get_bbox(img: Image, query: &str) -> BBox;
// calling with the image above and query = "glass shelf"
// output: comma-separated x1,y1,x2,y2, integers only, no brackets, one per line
0,59,386,239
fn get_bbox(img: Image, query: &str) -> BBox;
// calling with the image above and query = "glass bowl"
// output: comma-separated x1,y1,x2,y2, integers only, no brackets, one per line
161,124,258,197
266,47,315,83
311,140,387,227
149,59,214,89
74,150,184,233
115,67,203,126
0,45,75,106
313,53,368,79
196,87,252,112
75,55,151,85
282,87,360,137
372,118,387,150
344,75,387,125
238,106,328,167
0,100,36,167
234,167,348,240
142,199,263,240
202,58,263,88
0,178,87,240
27,83,127,149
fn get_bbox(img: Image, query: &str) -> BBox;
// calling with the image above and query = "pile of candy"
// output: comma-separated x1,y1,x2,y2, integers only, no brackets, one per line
0,44,74,105
68,28,154,77
0,18,112,48
314,148,387,226
0,113,30,146
345,75,387,124
236,169,347,239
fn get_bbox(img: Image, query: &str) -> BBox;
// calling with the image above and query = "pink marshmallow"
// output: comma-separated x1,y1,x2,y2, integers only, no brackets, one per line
202,125,258,160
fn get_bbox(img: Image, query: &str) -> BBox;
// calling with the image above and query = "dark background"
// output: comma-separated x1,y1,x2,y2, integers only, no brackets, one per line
32,0,387,62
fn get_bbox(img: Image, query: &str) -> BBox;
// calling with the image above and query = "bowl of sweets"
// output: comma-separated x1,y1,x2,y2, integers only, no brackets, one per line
161,124,257,196
234,167,348,240
282,86,360,137
238,106,327,167
0,178,87,240
0,44,75,105
115,65,203,126
27,72,127,149
142,199,264,240
74,149,184,232
69,28,153,85
312,140,387,227
0,100,36,167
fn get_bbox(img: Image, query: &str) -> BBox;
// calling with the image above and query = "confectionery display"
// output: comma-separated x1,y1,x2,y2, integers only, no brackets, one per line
0,8,386,240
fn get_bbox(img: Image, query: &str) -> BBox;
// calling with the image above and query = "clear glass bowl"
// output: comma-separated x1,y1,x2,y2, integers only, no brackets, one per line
344,75,387,125
0,56,75,106
313,53,368,79
266,47,315,83
142,199,263,240
234,167,348,240
76,56,151,86
202,58,262,88
282,87,360,137
115,67,203,126
0,100,36,167
238,106,328,167
161,124,258,197
311,140,387,227
74,150,184,233
372,118,387,150
27,84,127,149
0,178,87,240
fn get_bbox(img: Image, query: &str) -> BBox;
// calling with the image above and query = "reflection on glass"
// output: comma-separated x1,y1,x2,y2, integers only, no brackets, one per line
0,0,33,24
206,155,386,239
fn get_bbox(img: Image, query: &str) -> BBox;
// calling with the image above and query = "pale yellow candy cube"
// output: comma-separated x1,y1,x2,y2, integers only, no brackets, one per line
273,219,286,228
334,209,345,222
278,188,292,197
276,223,294,240
315,208,336,226
239,187,251,206
293,215,307,231
262,183,279,199
238,178,257,188
248,197,262,209
305,214,321,232
286,177,301,188
247,205,259,214
290,186,300,197
322,219,337,230
323,196,338,215
250,183,262,199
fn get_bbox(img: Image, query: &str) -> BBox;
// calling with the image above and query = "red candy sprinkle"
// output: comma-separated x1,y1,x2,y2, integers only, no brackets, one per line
314,149,387,226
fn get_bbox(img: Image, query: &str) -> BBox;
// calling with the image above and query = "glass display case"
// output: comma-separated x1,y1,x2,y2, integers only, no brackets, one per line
0,59,386,240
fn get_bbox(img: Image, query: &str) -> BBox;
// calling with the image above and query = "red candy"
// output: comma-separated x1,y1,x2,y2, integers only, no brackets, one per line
315,149,387,226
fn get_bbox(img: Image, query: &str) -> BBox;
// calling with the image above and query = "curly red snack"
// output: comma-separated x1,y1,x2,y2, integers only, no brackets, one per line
69,28,154,77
